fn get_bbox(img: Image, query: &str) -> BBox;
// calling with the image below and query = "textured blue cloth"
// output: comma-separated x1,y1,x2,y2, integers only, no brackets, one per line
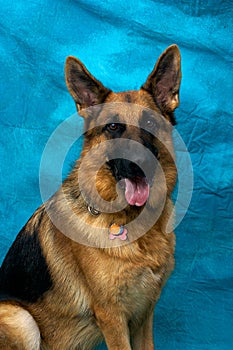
0,1,232,349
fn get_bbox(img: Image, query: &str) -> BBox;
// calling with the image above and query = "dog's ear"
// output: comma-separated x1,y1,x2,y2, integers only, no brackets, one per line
65,57,111,112
142,45,181,122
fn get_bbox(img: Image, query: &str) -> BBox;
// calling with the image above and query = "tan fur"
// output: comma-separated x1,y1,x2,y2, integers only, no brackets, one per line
0,45,181,349
0,303,40,349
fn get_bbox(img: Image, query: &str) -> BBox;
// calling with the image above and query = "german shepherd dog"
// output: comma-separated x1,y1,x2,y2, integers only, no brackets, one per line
0,45,181,349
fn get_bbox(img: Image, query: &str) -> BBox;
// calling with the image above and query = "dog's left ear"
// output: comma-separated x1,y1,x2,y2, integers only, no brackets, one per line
65,56,111,113
142,45,181,123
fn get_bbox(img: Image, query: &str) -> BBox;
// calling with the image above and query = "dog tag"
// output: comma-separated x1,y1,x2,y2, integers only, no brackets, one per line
109,223,128,241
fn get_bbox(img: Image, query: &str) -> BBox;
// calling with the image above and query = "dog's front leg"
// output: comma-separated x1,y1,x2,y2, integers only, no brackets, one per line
95,307,132,350
131,311,155,350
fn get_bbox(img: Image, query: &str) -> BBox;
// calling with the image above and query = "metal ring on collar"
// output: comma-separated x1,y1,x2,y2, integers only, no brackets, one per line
87,206,100,216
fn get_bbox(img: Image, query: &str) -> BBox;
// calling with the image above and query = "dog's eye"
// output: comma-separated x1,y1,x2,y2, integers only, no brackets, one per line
141,111,158,132
104,123,126,136
145,119,156,130
107,123,119,132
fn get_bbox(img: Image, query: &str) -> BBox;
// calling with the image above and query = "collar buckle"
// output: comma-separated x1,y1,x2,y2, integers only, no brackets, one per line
87,206,100,216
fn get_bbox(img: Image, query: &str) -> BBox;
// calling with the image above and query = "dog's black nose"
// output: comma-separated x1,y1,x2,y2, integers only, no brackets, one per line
107,137,158,183
107,156,155,183
118,159,145,179
108,158,142,180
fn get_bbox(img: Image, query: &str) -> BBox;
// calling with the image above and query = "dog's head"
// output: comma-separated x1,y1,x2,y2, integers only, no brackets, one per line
65,45,181,212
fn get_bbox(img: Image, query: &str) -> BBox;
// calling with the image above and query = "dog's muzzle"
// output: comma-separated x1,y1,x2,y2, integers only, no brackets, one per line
107,145,158,207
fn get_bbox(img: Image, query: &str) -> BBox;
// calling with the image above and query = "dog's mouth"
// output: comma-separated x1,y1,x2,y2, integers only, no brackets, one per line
107,159,152,207
119,176,150,207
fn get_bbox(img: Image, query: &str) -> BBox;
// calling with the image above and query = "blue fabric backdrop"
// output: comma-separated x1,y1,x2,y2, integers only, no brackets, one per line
0,1,232,349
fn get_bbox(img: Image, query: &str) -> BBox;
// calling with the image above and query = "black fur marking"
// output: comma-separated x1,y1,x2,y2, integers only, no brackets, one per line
139,111,159,159
125,94,132,103
0,211,53,303
167,112,177,125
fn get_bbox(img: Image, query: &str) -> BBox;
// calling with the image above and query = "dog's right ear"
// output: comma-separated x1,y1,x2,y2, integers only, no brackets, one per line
65,57,111,113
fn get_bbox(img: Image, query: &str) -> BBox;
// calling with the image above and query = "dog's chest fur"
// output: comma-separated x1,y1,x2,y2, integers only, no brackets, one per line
36,226,174,349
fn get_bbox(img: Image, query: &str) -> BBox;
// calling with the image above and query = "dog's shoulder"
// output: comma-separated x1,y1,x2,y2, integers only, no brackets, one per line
0,206,52,303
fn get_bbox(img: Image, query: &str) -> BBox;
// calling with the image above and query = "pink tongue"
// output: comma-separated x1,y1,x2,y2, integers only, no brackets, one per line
124,177,150,206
